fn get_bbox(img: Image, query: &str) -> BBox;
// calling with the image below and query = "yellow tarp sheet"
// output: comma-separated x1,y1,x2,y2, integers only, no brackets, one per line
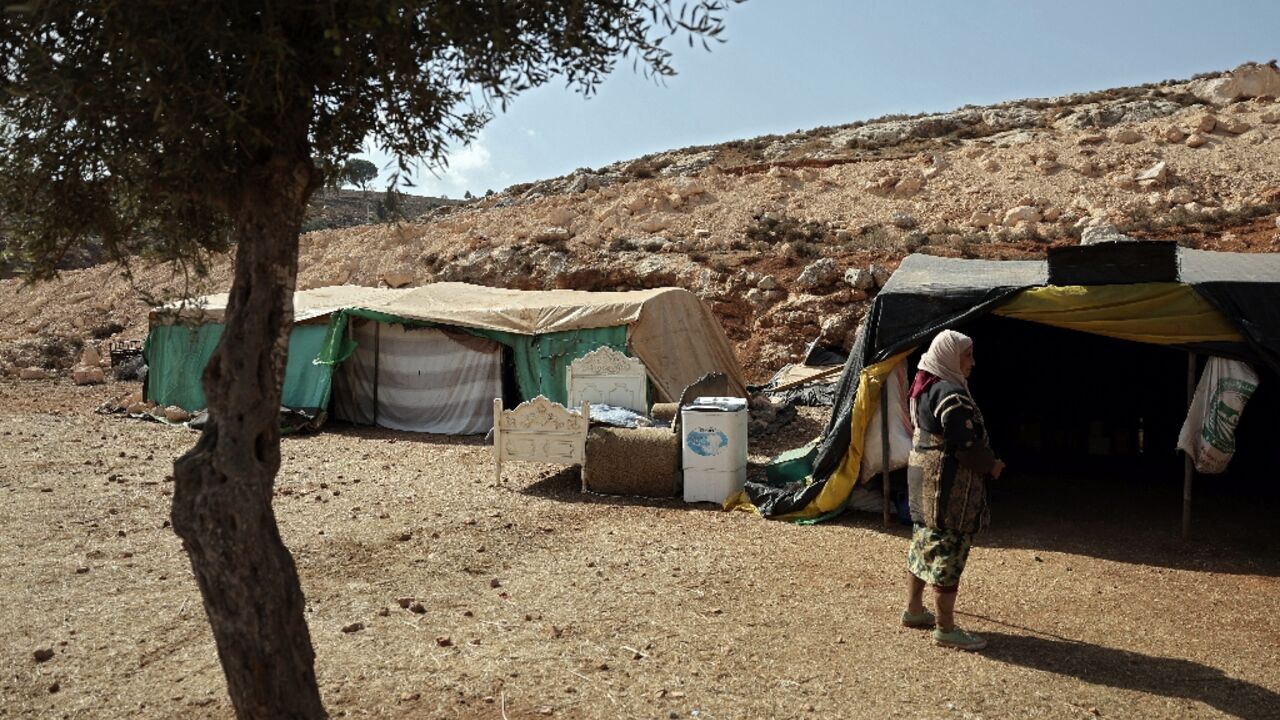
992,283,1243,345
727,349,913,520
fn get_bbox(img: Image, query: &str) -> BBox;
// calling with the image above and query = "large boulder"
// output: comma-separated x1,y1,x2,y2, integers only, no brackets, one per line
1189,63,1280,105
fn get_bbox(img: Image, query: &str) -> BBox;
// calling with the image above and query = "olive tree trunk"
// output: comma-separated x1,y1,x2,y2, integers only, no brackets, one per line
171,154,327,719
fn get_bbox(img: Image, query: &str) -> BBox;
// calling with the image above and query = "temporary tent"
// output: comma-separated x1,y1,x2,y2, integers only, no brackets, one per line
144,282,746,433
739,241,1280,524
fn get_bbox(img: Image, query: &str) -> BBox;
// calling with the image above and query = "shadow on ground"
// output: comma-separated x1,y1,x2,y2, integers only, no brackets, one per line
976,630,1280,720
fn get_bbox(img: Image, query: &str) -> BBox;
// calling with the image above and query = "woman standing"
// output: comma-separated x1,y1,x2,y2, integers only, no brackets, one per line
900,329,1004,651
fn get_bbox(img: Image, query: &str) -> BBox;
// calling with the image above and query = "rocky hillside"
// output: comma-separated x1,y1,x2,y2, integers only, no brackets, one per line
3,63,1280,381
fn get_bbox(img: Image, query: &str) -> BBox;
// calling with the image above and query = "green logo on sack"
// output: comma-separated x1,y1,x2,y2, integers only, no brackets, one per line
1201,377,1257,454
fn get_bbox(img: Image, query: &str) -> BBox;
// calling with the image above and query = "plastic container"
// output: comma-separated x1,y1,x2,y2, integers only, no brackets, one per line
681,396,748,503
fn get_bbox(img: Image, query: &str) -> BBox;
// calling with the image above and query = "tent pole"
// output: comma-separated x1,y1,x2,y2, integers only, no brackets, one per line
374,321,381,427
1182,352,1195,540
881,381,892,528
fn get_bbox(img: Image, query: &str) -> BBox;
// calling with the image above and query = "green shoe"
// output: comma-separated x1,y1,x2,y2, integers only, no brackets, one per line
932,627,987,651
901,609,936,629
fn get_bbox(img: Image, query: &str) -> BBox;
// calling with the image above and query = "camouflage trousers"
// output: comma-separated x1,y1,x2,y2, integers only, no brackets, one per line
907,523,973,588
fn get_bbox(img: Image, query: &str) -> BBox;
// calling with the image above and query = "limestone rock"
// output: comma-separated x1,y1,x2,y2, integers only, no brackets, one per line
530,226,573,243
982,159,1000,172
843,268,875,291
891,212,917,229
1080,222,1132,246
1135,161,1169,188
1261,110,1280,124
1197,114,1218,133
1113,129,1143,144
546,207,575,227
1107,171,1138,190
893,175,925,198
1078,134,1107,145
164,406,192,423
1165,187,1195,205
757,275,778,291
1220,119,1251,135
1077,160,1102,178
19,367,48,380
1185,133,1210,148
79,345,103,368
795,259,840,292
73,367,106,386
1189,63,1280,105
834,229,854,243
126,401,151,415
968,211,997,228
1163,126,1187,144
382,271,414,288
1002,206,1041,226
869,263,891,288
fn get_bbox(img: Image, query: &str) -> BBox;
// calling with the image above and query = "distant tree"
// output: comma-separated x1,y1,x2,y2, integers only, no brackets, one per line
0,2,737,718
342,158,378,191
463,190,474,200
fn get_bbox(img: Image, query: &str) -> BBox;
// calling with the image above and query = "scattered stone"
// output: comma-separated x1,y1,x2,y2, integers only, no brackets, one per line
1106,171,1138,191
163,406,191,423
893,175,925,198
1002,206,1041,226
377,607,390,617
1261,110,1280,124
397,597,413,609
795,258,840,291
1080,223,1132,246
982,159,1000,172
869,263,891,288
19,367,49,380
1163,127,1187,144
48,681,60,694
1077,160,1101,178
530,227,572,244
409,602,426,614
435,635,453,647
843,268,875,291
1135,161,1169,188
399,692,421,702
1166,187,1195,205
968,211,997,228
72,367,106,386
1185,133,1210,148
834,229,854,243
33,648,54,663
756,275,778,291
1077,134,1107,145
125,402,150,415
1197,114,1218,133
891,212,917,229
489,578,502,589
341,622,364,634
1113,128,1142,144
382,271,414,289
1220,119,1251,135
546,207,575,227
79,345,103,367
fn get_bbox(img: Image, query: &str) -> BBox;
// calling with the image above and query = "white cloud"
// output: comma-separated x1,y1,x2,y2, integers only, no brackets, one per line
416,136,493,198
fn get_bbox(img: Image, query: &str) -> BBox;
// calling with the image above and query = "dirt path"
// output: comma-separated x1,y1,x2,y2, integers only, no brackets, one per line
1,379,1278,719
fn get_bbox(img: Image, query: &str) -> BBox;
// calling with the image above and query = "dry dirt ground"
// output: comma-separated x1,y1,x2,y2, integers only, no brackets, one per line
2,379,1279,720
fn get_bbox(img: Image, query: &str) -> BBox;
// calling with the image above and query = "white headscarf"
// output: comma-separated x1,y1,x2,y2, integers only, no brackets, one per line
918,329,973,391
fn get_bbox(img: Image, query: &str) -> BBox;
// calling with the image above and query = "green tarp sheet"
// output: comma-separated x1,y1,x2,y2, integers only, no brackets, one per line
144,324,334,413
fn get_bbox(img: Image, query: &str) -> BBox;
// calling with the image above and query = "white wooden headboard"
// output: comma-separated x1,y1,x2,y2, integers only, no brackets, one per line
493,396,589,484
566,346,648,414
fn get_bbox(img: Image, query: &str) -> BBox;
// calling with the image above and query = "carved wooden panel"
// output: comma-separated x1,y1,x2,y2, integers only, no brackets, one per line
493,396,589,483
567,346,648,414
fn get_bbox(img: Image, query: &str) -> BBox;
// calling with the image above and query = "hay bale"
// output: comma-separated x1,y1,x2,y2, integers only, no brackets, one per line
583,427,680,497
650,403,679,423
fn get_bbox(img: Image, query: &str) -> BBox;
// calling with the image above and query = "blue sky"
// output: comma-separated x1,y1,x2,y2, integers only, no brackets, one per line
359,1,1280,198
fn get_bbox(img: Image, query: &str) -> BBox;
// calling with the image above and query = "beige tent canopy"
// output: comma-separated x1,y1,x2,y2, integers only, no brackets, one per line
151,282,746,403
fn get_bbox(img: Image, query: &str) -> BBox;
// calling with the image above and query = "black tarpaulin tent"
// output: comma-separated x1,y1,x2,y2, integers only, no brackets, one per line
736,242,1280,526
